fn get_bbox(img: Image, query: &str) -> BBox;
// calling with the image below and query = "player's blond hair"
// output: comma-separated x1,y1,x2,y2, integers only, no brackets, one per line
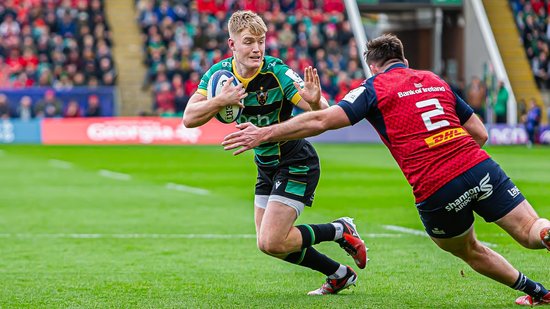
228,10,267,38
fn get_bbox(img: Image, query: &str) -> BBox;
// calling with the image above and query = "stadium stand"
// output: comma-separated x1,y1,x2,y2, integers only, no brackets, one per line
0,0,116,118
135,0,363,116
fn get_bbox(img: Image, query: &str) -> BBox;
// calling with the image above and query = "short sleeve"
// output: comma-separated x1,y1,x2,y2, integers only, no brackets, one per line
336,79,376,125
455,93,474,124
273,61,303,105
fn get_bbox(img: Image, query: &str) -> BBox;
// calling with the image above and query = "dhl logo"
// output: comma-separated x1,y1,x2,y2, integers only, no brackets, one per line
425,128,468,147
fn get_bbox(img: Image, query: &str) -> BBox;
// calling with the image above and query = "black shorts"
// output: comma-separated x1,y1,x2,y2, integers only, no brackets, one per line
416,158,525,238
255,141,320,207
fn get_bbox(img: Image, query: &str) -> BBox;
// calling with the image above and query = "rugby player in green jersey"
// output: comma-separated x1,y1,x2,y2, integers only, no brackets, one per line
182,10,367,295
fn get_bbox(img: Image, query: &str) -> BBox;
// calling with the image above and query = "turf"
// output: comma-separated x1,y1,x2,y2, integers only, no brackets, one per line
0,144,548,308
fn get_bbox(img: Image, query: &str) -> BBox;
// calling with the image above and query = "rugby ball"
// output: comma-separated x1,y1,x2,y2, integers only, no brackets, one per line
207,70,244,123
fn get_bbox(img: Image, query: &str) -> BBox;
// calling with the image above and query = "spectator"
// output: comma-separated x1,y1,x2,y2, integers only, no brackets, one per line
0,94,11,119
466,76,487,122
0,13,20,37
184,71,200,97
153,73,175,116
34,89,62,118
532,52,549,89
494,80,508,124
524,98,542,147
86,94,101,117
172,73,188,115
64,99,81,118
14,95,34,121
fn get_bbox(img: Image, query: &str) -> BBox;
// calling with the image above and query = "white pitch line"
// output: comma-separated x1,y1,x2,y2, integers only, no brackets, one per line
166,182,210,195
98,169,131,181
0,233,402,239
48,159,73,169
384,225,428,236
383,225,497,247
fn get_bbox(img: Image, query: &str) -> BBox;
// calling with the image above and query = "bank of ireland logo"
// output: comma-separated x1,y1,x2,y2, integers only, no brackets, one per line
477,173,493,201
256,86,268,105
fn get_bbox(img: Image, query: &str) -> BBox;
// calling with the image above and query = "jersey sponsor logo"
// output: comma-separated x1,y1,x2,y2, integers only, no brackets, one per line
342,87,366,103
256,86,269,105
508,186,521,198
398,86,446,98
424,127,468,147
239,113,272,127
284,69,304,87
445,173,493,213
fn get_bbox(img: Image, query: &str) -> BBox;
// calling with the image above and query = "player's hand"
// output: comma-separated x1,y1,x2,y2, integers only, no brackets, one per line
294,66,321,106
222,122,264,155
217,77,247,108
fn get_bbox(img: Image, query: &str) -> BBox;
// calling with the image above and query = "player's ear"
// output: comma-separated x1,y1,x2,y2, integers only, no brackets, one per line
228,38,235,51
369,64,378,75
404,58,409,67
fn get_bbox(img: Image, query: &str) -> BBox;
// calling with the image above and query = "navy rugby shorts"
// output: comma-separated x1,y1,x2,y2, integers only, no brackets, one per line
416,158,525,238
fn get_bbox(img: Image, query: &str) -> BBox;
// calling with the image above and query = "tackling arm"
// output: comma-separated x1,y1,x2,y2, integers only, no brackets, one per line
223,105,351,155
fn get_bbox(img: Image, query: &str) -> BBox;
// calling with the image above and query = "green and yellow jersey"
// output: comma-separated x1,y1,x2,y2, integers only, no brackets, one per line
197,56,308,167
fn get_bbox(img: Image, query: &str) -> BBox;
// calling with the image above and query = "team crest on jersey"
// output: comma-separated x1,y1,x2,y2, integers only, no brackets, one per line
256,87,268,105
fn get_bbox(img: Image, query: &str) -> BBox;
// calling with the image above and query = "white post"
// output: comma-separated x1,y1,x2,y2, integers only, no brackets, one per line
469,0,517,124
344,0,372,79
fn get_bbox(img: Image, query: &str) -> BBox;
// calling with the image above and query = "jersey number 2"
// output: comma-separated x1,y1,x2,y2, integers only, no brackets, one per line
415,98,450,131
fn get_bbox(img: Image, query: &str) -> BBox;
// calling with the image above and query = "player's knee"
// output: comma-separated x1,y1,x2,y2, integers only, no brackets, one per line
257,237,287,255
438,237,481,261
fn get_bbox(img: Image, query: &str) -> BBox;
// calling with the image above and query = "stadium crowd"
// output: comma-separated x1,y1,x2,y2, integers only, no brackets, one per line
136,0,364,116
0,0,114,118
510,0,550,89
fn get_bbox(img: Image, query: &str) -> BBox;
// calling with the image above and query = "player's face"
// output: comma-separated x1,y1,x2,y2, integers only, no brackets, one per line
229,29,265,74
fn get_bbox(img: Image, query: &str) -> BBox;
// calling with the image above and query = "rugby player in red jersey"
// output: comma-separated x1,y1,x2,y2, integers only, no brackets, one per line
223,33,550,306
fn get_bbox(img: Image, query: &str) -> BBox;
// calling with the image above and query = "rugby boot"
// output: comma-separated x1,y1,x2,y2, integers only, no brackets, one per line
515,292,550,306
307,266,357,295
333,217,368,269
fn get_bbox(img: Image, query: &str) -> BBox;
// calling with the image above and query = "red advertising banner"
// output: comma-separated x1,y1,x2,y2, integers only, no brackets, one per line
41,117,238,145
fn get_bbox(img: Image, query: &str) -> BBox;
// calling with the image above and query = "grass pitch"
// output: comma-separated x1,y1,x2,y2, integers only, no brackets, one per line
0,144,548,308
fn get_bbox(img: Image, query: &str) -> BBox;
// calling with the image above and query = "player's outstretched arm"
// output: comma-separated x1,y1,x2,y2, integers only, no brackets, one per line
182,78,246,128
295,66,329,111
222,105,350,155
462,113,488,147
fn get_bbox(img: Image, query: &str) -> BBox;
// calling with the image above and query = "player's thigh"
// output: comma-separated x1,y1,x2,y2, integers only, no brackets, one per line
259,200,298,242
254,206,265,236
431,226,476,257
495,199,539,241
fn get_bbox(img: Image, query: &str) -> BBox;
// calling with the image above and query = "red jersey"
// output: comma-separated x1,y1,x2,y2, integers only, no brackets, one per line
338,63,489,202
